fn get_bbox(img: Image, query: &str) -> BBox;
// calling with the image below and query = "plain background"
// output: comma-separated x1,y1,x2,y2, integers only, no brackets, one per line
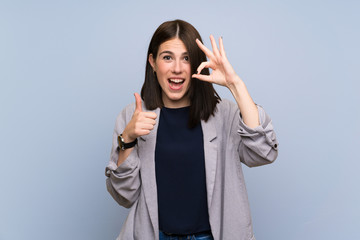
1,0,359,239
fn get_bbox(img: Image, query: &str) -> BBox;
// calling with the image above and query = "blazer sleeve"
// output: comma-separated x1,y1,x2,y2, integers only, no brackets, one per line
237,104,279,167
105,104,141,208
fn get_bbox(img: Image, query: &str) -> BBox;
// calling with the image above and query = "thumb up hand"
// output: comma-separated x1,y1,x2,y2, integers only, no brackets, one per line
122,93,157,143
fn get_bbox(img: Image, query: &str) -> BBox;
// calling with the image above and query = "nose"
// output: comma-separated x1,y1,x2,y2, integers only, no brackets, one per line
172,60,182,74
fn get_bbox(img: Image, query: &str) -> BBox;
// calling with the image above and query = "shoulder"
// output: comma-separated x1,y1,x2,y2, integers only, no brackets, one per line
207,99,240,130
216,98,237,109
115,102,136,123
214,98,239,117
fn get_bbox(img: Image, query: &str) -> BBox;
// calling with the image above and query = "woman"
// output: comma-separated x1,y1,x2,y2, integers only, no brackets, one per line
105,19,278,240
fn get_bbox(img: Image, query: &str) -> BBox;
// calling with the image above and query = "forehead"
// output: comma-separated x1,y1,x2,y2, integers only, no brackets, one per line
158,38,187,54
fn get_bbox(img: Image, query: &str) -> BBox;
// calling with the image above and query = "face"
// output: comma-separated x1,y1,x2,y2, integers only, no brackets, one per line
149,38,191,108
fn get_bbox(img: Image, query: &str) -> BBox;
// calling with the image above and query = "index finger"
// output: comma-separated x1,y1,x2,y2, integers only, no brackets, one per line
195,38,215,60
143,112,157,120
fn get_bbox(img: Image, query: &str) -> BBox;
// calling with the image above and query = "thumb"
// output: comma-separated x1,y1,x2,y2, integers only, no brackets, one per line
134,93,142,112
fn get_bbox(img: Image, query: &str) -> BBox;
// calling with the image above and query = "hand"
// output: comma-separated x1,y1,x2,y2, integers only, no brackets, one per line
192,35,241,88
122,93,157,142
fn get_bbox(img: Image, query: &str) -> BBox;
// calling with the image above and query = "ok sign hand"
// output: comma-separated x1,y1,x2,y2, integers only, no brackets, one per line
192,35,241,89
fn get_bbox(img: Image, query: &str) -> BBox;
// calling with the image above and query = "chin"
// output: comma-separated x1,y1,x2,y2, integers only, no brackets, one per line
169,93,185,100
162,91,190,107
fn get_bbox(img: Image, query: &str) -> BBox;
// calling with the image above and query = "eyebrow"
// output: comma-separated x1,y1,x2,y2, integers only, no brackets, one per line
159,50,188,56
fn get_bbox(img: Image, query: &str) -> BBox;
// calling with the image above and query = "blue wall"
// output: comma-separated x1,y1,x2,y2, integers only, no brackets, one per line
1,0,359,239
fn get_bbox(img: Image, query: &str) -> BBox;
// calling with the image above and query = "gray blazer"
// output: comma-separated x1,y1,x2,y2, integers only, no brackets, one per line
105,99,278,240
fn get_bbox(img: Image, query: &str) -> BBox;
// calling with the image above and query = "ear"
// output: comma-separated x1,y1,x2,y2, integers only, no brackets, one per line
148,53,156,70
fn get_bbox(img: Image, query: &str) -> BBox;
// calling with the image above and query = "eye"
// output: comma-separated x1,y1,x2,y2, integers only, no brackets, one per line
163,55,172,61
184,56,189,61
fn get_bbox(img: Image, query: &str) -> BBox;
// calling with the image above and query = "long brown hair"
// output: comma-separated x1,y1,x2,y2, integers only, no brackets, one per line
141,19,220,128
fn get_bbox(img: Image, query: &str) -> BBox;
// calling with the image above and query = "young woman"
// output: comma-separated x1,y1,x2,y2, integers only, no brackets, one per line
105,19,278,240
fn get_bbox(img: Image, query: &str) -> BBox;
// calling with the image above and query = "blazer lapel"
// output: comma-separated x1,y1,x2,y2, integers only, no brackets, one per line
201,115,218,208
138,107,160,235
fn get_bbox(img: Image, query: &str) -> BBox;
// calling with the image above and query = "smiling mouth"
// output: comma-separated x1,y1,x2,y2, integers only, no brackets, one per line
168,78,185,90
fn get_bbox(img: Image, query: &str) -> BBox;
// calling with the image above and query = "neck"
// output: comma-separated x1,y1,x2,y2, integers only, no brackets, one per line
162,96,190,109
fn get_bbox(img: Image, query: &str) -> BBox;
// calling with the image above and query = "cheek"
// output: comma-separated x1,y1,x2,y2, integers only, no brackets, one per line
186,65,192,78
155,62,168,74
187,61,192,72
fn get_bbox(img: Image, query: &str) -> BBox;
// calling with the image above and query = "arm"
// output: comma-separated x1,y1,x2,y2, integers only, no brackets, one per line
105,94,157,208
237,104,278,167
193,35,278,166
192,35,259,128
105,106,141,208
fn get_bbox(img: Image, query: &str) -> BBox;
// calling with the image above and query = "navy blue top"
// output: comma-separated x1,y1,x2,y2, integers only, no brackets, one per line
155,106,211,235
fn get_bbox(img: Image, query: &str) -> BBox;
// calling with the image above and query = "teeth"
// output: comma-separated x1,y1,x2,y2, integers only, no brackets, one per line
169,79,184,83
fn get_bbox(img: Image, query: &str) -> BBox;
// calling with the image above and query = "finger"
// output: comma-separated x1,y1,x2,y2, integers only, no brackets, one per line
192,73,214,83
143,118,156,126
142,123,155,130
141,129,151,135
195,38,215,60
195,61,211,75
143,112,157,119
134,93,142,112
134,122,154,133
210,35,220,58
219,36,226,57
135,129,151,137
